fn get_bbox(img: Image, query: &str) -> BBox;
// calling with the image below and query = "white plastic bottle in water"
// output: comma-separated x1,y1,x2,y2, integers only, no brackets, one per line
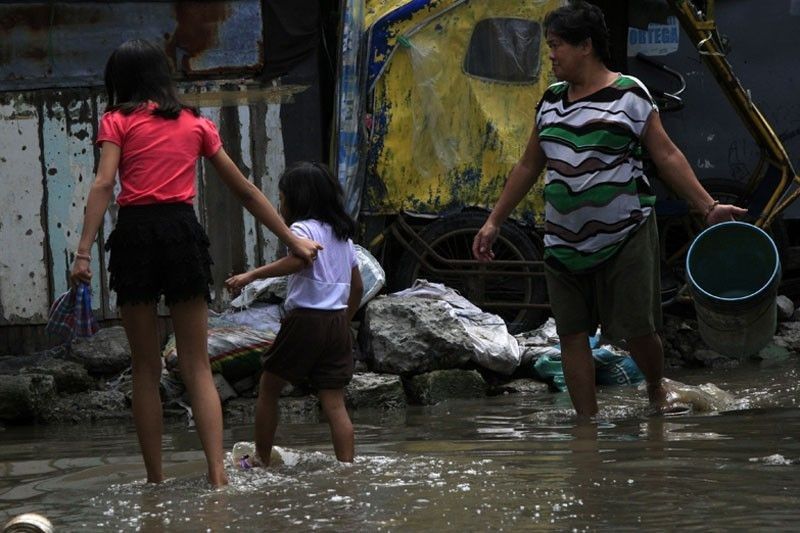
232,441,257,470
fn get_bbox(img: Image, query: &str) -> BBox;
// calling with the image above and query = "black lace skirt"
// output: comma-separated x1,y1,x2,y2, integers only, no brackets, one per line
105,203,213,307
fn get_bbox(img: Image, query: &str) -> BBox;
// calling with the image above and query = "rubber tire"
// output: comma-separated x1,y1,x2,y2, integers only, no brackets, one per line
393,212,547,333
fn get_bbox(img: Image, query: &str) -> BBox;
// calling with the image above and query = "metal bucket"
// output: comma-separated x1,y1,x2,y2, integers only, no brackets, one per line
686,221,781,356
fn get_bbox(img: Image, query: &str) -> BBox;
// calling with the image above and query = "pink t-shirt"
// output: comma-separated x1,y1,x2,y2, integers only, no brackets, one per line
97,105,222,206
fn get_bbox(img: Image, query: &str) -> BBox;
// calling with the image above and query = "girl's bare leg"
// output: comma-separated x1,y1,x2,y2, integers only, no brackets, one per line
318,389,354,462
170,297,228,486
254,372,287,465
120,302,164,483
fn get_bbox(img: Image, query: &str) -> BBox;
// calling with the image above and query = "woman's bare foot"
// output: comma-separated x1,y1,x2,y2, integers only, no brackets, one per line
647,379,667,409
646,379,691,416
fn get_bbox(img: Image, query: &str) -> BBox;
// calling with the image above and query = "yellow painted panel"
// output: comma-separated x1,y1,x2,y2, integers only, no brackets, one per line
367,0,564,223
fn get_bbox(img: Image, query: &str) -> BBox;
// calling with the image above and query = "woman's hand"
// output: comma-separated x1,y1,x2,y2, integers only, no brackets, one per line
70,257,92,286
289,236,323,264
472,222,499,262
706,203,748,225
225,272,254,293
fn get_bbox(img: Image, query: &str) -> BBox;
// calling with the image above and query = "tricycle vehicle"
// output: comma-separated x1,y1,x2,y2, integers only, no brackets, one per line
333,0,800,331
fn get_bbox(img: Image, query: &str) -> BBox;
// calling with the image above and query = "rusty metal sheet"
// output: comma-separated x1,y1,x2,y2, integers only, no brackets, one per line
0,1,263,91
197,99,285,304
261,87,286,263
0,96,50,324
40,92,104,312
0,77,312,328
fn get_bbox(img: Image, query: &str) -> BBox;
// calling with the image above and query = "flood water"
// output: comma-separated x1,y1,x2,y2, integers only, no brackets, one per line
1,357,798,531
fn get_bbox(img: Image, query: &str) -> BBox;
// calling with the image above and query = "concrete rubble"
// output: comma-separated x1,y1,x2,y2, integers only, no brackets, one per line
0,291,797,426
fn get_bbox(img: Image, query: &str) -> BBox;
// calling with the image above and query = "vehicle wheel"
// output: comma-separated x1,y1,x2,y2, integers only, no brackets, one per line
658,178,788,279
393,212,547,333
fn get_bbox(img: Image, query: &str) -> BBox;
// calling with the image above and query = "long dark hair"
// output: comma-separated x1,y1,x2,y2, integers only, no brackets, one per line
104,39,198,119
278,161,356,241
544,1,612,67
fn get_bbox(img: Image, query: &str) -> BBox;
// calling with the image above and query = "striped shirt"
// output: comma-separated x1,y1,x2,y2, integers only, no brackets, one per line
535,75,658,272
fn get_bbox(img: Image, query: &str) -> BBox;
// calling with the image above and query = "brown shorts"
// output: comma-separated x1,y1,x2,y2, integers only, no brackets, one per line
262,308,353,389
544,214,662,342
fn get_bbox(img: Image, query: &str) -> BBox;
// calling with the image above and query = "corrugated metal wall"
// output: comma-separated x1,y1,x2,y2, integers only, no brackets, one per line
0,1,324,352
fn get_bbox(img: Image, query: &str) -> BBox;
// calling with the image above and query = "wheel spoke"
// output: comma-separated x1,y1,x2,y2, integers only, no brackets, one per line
397,214,547,332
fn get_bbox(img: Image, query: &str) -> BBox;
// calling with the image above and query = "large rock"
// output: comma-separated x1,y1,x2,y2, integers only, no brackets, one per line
346,372,405,409
776,295,795,321
213,373,238,403
661,317,704,367
752,342,792,363
775,321,800,353
359,297,473,374
0,356,29,374
22,358,95,394
69,326,131,376
488,378,550,396
43,390,129,424
404,369,487,405
0,374,57,423
223,396,321,425
231,375,258,396
0,349,66,374
0,348,94,394
690,349,740,370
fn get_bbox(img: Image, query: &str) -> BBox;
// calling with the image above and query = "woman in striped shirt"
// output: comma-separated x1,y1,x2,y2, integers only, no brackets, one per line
473,1,745,419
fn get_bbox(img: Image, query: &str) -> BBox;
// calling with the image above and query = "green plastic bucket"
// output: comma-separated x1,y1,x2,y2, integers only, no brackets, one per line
686,221,781,356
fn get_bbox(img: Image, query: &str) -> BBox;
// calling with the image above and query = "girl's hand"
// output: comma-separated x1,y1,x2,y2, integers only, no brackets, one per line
70,257,92,286
225,272,253,293
289,236,323,264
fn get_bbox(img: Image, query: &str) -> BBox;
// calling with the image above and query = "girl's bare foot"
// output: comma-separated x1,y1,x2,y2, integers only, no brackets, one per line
209,473,229,487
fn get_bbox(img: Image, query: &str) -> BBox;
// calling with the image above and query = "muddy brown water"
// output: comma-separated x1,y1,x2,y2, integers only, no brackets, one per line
1,357,798,531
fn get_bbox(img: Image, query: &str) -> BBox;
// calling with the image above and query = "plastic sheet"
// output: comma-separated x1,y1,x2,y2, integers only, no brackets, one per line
400,35,459,178
163,325,275,384
526,319,645,391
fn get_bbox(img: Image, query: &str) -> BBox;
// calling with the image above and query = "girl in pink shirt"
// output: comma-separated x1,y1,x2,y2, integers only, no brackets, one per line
70,39,321,487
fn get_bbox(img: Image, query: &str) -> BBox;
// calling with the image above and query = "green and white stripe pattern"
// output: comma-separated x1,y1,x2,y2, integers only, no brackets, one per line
536,75,657,272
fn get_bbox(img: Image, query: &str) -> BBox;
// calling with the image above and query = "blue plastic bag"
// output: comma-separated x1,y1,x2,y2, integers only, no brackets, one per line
593,347,645,386
532,333,644,391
